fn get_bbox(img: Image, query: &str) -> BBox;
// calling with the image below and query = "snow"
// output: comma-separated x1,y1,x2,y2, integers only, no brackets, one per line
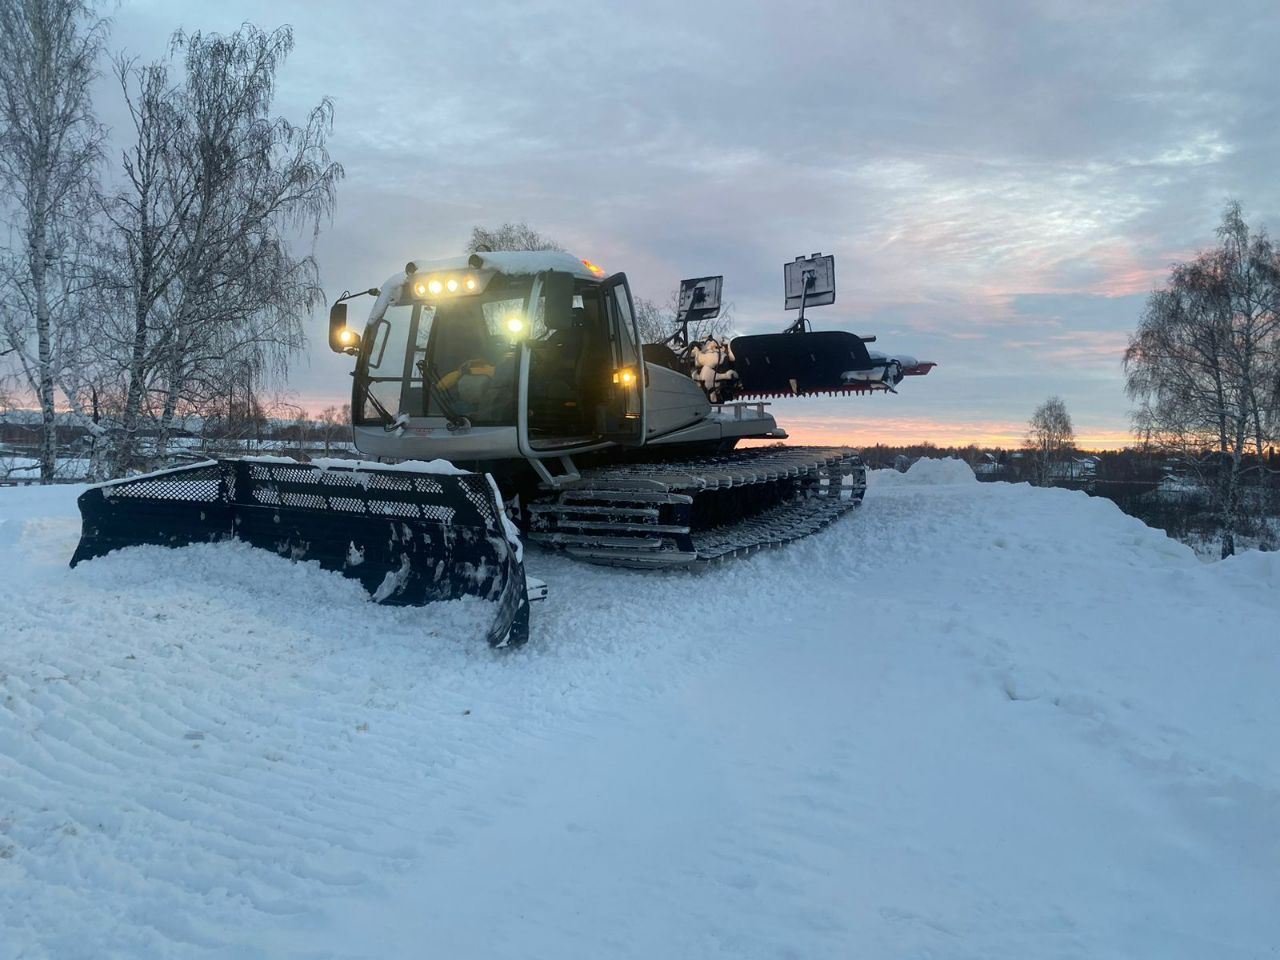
90,459,220,488
1,455,93,482
375,251,601,310
401,250,599,281
2,468,1278,958
897,454,977,485
308,456,470,477
867,349,919,369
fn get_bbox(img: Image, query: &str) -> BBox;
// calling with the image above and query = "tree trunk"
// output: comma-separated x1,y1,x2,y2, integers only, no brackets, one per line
1220,450,1240,558
115,275,154,475
32,220,57,484
154,355,182,463
57,394,110,482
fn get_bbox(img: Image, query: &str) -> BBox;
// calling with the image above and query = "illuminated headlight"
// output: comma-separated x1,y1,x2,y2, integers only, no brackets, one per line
411,272,485,300
338,328,356,345
505,315,525,335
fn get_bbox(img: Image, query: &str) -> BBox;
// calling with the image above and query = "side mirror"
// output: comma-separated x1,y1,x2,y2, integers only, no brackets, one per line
328,301,360,354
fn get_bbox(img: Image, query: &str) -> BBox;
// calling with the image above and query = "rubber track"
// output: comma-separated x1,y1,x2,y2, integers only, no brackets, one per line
526,447,866,568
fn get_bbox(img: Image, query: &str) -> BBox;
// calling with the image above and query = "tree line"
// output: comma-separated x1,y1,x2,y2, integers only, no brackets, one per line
1014,203,1280,557
0,0,343,482
1124,202,1280,557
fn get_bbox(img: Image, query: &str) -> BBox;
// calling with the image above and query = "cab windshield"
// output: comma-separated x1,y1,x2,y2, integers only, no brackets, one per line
356,275,542,426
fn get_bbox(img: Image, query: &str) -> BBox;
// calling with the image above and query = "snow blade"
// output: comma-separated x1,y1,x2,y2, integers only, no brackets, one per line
70,458,530,647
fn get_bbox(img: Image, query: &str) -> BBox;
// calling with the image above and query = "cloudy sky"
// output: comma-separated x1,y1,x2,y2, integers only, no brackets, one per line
101,0,1280,448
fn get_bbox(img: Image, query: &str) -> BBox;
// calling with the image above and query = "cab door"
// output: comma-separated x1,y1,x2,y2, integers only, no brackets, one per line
599,273,646,445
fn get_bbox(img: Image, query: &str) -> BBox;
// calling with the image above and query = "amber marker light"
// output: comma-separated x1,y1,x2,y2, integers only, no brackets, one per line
581,259,606,277
613,367,637,385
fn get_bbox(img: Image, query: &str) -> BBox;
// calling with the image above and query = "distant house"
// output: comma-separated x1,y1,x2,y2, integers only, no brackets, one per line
974,452,1004,478
1046,455,1099,481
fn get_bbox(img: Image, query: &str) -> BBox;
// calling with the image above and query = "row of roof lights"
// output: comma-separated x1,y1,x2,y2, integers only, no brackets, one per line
412,275,479,297
408,259,604,299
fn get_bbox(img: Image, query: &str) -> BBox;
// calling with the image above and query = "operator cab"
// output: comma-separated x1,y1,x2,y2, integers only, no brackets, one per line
331,251,645,462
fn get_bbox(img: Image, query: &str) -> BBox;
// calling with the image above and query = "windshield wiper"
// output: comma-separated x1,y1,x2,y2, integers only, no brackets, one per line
418,360,471,432
353,371,401,431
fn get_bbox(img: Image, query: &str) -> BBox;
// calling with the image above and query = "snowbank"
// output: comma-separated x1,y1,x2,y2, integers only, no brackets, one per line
1,474,1276,958
868,455,977,488
903,455,976,484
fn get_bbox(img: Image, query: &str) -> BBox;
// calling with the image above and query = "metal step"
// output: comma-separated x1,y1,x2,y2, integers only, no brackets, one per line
546,519,692,535
525,503,660,518
563,546,700,568
556,489,695,505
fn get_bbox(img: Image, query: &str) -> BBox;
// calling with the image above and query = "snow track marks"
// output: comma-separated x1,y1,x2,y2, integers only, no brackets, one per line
2,469,1278,959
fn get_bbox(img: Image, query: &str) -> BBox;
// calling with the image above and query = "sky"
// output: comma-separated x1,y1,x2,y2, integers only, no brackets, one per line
94,0,1280,449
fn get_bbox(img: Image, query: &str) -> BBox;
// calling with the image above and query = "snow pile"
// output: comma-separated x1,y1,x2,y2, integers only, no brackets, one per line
1,476,1277,958
903,455,976,484
869,455,976,488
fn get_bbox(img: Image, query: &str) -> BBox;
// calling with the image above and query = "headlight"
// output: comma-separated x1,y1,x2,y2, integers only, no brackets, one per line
408,271,489,300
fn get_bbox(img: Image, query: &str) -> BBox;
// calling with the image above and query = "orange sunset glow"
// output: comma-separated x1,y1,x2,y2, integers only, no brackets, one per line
754,415,1135,451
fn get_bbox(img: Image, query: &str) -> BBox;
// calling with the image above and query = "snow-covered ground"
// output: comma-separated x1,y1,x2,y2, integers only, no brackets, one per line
0,456,93,483
2,461,1277,959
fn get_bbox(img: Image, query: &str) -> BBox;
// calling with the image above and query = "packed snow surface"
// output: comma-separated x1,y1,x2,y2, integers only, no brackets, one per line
2,465,1278,958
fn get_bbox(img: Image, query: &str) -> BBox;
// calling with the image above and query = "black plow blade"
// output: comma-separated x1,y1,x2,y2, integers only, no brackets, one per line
70,458,531,647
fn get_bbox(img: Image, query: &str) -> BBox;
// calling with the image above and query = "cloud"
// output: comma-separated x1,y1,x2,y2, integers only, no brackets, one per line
88,0,1280,446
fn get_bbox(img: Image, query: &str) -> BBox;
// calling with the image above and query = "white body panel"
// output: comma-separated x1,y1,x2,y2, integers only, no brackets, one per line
354,423,523,461
353,361,783,462
644,364,712,438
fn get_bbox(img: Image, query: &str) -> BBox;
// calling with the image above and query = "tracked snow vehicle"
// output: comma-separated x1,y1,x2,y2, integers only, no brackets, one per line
71,250,931,646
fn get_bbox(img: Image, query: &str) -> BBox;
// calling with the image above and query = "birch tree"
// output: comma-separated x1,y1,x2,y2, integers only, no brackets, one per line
1025,396,1075,486
1124,203,1280,557
98,54,189,471
107,24,342,473
316,403,350,455
0,0,107,482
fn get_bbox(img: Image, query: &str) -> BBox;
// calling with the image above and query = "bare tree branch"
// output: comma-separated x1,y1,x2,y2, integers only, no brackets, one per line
0,0,108,482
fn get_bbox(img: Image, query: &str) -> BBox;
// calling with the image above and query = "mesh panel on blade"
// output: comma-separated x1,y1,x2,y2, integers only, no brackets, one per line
458,476,498,523
104,465,224,502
